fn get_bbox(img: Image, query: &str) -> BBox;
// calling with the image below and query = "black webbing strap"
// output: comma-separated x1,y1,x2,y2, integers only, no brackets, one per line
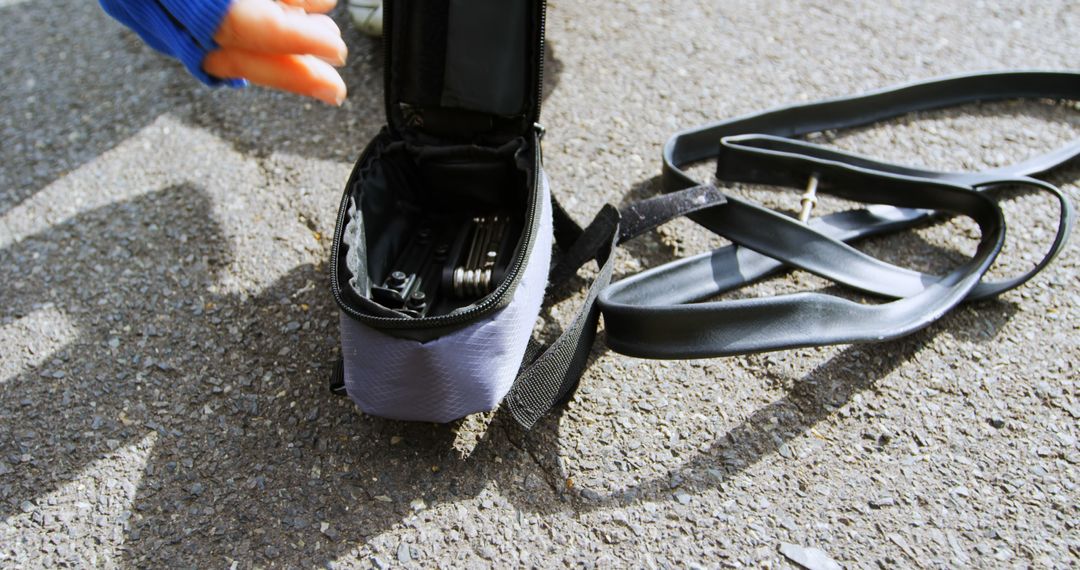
551,195,585,251
507,70,1077,427
506,186,731,428
504,205,619,428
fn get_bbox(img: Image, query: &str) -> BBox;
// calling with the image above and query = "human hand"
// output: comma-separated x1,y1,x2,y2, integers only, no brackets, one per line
204,0,349,106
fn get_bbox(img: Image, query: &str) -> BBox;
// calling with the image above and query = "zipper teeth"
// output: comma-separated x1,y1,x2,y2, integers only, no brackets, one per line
329,152,364,319
383,0,394,132
534,0,546,125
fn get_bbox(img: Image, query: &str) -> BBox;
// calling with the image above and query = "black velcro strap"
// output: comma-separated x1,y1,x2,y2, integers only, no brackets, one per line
506,205,619,429
506,186,732,428
329,357,347,396
551,195,584,251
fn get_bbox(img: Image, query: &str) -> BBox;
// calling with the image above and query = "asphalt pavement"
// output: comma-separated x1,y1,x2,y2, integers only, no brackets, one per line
1,0,1077,568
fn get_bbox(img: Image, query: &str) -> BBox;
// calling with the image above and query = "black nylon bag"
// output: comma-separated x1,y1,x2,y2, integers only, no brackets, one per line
330,0,555,423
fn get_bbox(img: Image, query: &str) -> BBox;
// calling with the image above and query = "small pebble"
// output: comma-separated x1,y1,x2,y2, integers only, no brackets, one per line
869,497,896,509
779,542,843,570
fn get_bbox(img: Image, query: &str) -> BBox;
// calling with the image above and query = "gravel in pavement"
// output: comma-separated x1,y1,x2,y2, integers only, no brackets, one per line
1,0,1077,568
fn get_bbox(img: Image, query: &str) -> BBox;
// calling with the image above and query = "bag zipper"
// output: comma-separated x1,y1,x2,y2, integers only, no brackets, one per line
381,0,394,134
533,0,546,127
330,133,543,330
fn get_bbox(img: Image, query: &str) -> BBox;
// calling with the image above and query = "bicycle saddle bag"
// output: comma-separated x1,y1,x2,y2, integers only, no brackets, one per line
330,0,551,423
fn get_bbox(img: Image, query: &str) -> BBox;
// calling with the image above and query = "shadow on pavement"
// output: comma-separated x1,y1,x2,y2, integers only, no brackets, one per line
1,1,1051,567
0,172,1020,562
0,4,583,565
1,1,567,222
0,185,560,565
0,106,1025,570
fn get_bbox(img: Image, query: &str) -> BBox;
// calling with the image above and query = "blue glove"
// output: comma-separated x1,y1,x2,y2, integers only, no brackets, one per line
99,0,245,87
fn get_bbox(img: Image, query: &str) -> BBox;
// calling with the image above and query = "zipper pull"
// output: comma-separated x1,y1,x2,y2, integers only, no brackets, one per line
402,103,424,128
534,123,546,163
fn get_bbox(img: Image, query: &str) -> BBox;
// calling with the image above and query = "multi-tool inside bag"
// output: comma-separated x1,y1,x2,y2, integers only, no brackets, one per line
348,206,519,319
339,138,530,322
